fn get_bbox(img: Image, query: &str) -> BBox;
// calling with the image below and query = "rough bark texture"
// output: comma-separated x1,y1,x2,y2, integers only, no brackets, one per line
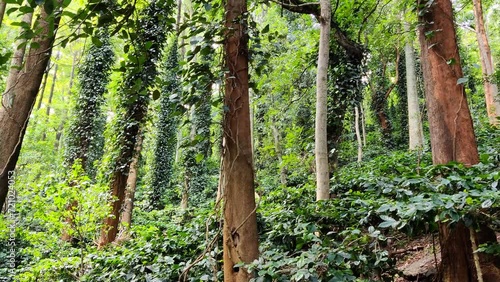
119,133,143,235
222,0,259,279
3,11,33,105
0,4,62,209
404,23,425,150
99,0,169,246
315,0,331,201
472,0,500,125
0,1,5,27
418,1,499,281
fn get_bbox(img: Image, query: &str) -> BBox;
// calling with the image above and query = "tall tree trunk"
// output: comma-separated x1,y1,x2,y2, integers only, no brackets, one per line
418,1,500,281
271,117,287,185
41,57,58,141
36,64,51,110
222,0,259,279
404,23,425,150
119,132,143,238
472,0,500,125
360,104,366,147
3,10,33,108
0,1,5,28
315,0,331,201
0,3,62,209
355,105,362,163
98,0,169,246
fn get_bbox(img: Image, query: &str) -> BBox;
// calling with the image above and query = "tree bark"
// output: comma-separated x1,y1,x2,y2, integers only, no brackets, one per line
98,0,168,247
3,10,33,108
404,23,425,150
0,1,6,28
36,64,50,110
0,3,62,209
360,104,366,147
355,105,362,163
472,0,500,125
119,132,143,237
315,0,331,201
222,0,259,279
418,1,500,281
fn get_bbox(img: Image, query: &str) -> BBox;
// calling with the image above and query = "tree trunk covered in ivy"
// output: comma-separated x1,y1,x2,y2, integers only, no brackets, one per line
222,0,259,278
472,0,500,125
65,28,114,176
98,0,171,246
370,58,395,148
395,52,409,148
327,46,363,170
0,2,63,210
150,42,181,210
181,54,213,209
418,0,500,281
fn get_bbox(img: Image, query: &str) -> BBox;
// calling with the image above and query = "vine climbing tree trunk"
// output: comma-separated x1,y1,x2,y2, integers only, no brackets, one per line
0,3,62,209
472,0,500,125
222,0,259,279
315,0,331,201
418,0,500,281
404,23,424,150
98,0,170,246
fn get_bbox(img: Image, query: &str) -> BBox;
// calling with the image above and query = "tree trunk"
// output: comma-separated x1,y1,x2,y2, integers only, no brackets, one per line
472,0,500,125
315,0,331,201
0,1,6,28
271,118,287,185
0,3,62,209
98,1,168,246
360,104,366,147
119,132,143,238
222,0,259,279
355,105,362,163
36,64,50,110
45,60,58,116
404,23,425,150
3,10,33,108
418,1,500,281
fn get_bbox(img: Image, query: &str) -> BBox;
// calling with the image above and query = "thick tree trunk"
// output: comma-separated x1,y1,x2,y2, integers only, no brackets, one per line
99,0,168,246
472,0,500,125
418,1,500,281
119,133,143,237
222,0,259,279
315,0,331,201
404,23,425,150
98,96,148,247
0,3,62,209
355,105,362,163
3,11,33,105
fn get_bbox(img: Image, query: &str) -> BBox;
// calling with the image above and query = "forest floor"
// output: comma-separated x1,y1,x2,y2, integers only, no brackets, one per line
394,234,440,281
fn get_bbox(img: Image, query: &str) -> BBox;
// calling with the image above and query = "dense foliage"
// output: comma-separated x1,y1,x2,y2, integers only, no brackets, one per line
0,0,499,281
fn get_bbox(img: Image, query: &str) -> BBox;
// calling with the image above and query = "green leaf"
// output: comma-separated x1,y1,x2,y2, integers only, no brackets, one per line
457,77,468,85
92,36,102,47
152,89,161,100
481,199,493,209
